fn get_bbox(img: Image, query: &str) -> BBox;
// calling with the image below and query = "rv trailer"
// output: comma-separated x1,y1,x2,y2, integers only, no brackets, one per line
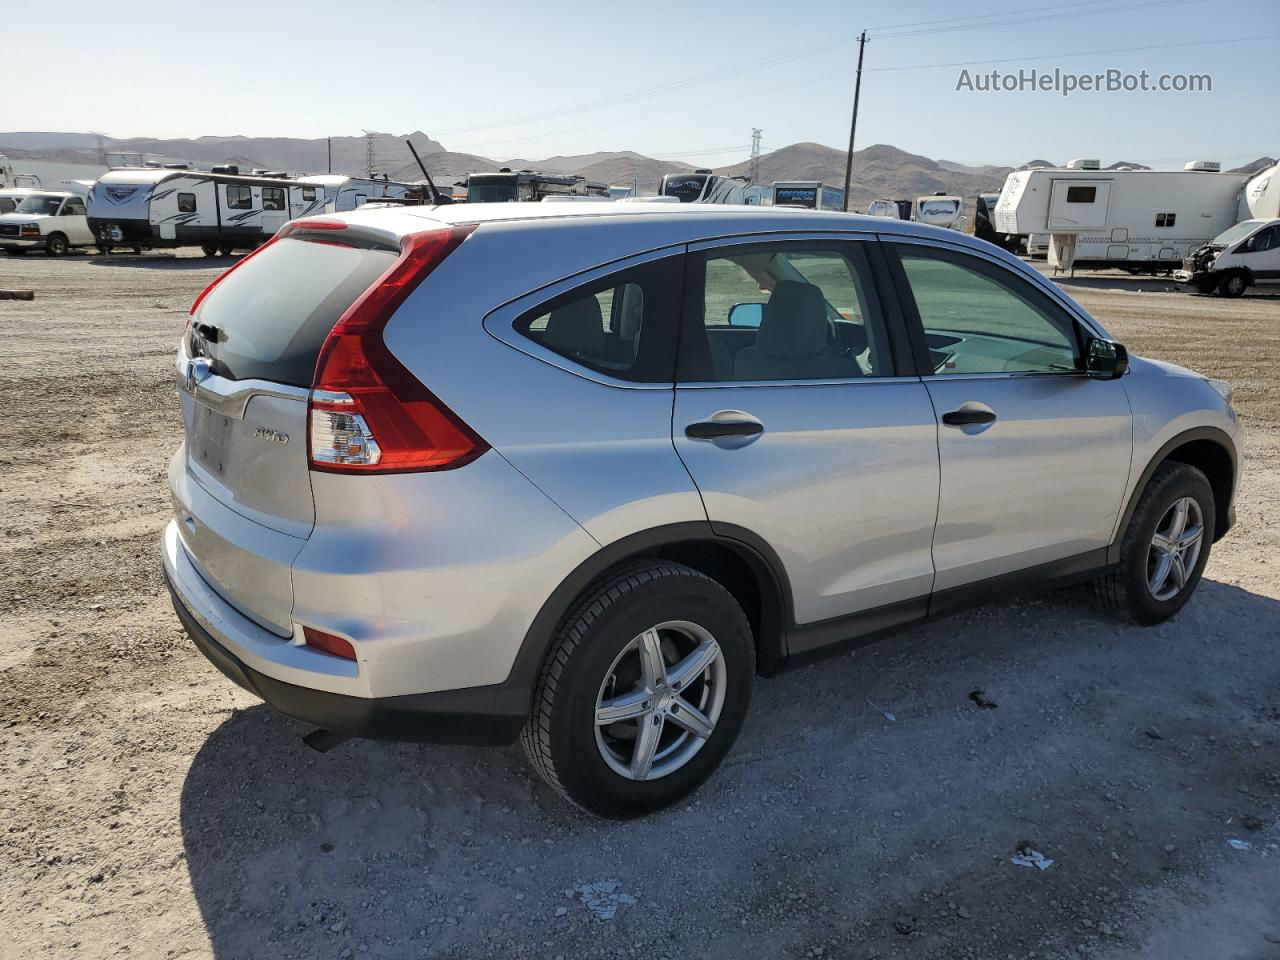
0,153,41,190
772,181,844,210
993,158,1280,273
659,170,765,204
295,175,423,213
913,193,964,230
974,192,1022,252
87,168,314,254
866,198,913,220
464,169,609,203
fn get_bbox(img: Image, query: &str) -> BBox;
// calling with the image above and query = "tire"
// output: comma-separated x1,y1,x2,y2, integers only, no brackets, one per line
1194,280,1216,295
521,561,754,819
1090,462,1215,625
95,243,109,255
1218,272,1247,298
218,246,234,257
201,243,219,257
45,233,69,257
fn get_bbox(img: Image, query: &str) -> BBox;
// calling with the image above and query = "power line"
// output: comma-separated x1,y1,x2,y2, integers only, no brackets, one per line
432,0,1201,139
865,33,1280,72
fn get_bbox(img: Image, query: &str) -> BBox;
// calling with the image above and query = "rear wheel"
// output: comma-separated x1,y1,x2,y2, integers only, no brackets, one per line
45,233,69,257
218,246,234,257
201,243,219,257
1218,272,1248,298
1194,279,1216,295
1090,462,1214,625
521,561,754,818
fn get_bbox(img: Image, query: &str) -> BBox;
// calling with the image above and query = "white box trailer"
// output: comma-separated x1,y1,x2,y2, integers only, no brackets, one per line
993,159,1276,273
87,168,317,254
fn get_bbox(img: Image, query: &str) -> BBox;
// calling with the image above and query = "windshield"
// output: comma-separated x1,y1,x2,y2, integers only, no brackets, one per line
192,236,397,385
15,195,63,215
467,182,517,203
661,175,709,203
1211,220,1264,247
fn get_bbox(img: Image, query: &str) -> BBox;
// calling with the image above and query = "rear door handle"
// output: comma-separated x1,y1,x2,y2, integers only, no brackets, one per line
685,419,764,440
941,408,997,427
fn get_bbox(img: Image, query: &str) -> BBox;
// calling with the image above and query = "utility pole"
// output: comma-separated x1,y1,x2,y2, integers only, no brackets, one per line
749,128,763,183
364,131,376,178
327,137,332,174
840,31,868,212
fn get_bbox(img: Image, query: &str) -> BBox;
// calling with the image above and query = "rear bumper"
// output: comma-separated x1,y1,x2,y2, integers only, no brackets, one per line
163,522,524,745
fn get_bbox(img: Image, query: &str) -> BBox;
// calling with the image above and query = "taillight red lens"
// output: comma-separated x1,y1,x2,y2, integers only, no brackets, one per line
303,626,357,661
308,224,486,474
189,236,280,316
281,218,347,233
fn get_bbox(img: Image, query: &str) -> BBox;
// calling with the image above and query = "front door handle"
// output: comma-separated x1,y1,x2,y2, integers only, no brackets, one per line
941,408,997,427
685,419,764,440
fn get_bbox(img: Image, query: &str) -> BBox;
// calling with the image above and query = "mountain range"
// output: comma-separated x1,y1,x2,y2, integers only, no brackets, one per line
1,131,1272,207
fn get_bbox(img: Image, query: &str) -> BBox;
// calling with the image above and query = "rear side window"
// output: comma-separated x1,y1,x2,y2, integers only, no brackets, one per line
178,192,196,213
226,185,252,209
301,186,316,201
263,187,285,211
192,237,396,385
514,256,682,383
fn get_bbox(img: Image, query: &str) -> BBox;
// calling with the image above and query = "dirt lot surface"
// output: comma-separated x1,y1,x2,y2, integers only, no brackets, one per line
1,252,1277,960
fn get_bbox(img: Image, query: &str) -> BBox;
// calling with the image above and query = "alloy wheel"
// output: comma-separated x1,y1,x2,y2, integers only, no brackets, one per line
1147,496,1204,601
594,621,727,781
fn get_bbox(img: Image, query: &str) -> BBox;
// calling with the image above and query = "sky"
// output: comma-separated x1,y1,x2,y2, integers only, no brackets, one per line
5,0,1277,169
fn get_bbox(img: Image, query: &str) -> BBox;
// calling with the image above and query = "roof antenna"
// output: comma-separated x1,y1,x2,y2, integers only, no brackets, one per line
406,139,451,205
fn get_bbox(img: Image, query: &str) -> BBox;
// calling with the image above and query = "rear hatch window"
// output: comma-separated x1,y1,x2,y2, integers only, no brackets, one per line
191,236,397,385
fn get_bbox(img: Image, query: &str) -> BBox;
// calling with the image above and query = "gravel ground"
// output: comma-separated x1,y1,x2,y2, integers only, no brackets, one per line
0,252,1277,960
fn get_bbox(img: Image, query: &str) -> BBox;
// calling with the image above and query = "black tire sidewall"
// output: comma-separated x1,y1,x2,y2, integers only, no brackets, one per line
549,573,753,818
1120,465,1215,624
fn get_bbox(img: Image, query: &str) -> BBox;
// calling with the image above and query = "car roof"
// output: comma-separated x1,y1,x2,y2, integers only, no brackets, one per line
329,200,966,244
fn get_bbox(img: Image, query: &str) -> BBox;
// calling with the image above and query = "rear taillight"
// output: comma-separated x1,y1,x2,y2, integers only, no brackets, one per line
307,224,486,474
189,236,279,315
303,626,357,661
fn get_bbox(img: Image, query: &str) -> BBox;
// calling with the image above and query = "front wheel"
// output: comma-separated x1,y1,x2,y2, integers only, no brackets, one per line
1218,272,1248,298
521,561,754,818
45,233,69,257
1090,462,1214,625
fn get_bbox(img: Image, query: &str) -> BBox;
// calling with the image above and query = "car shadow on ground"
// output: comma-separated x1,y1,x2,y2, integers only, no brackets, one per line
179,579,1280,959
1048,273,1279,299
84,254,241,270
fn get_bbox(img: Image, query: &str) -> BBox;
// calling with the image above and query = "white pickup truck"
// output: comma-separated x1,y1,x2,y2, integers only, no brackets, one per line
0,191,95,256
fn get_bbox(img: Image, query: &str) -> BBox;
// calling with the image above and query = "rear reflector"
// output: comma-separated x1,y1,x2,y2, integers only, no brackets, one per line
308,224,487,474
303,626,357,661
189,236,279,315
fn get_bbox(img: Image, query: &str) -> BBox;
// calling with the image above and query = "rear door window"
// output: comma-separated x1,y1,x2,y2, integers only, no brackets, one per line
191,236,396,385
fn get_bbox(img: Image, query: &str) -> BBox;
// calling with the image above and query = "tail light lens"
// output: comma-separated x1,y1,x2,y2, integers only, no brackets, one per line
303,626,357,661
307,224,487,473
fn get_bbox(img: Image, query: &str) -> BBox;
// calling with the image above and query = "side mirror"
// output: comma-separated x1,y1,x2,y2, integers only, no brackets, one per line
1085,337,1129,380
728,302,764,328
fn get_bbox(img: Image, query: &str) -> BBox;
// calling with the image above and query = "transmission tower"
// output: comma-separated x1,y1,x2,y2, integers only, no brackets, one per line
363,131,377,178
748,128,763,183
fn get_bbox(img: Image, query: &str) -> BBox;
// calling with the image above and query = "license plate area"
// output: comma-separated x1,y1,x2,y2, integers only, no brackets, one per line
191,404,235,479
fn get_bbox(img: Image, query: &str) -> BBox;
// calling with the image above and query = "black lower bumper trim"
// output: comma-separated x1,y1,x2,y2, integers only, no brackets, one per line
164,571,526,746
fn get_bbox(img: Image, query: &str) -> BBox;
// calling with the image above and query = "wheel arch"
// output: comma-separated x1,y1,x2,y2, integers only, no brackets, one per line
495,521,791,719
1108,426,1237,565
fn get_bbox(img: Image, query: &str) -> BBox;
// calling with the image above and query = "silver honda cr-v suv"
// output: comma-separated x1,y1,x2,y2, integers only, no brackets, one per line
163,202,1240,817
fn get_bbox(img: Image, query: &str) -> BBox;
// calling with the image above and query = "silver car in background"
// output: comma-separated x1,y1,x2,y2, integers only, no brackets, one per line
163,203,1240,817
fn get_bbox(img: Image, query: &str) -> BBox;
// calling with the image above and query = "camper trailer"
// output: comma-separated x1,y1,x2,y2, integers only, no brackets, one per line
973,192,1022,252
994,159,1280,273
465,170,608,203
295,175,422,213
659,170,764,205
0,153,41,191
866,198,913,220
913,193,964,230
772,181,844,210
87,168,315,254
